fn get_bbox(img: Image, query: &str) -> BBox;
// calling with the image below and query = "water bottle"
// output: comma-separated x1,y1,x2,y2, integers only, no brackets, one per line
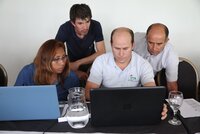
66,87,89,129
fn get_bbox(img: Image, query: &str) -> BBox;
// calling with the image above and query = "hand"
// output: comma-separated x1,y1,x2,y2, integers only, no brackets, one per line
161,103,168,120
75,70,88,80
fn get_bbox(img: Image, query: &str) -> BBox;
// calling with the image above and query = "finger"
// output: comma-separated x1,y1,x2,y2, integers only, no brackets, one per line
161,113,167,120
163,104,168,112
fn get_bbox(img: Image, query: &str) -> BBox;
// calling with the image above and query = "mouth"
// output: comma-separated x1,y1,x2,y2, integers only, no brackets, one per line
57,67,64,72
115,57,126,63
150,52,158,56
149,50,157,55
82,29,89,33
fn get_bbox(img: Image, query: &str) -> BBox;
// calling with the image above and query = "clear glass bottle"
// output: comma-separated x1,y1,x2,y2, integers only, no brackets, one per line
66,87,89,129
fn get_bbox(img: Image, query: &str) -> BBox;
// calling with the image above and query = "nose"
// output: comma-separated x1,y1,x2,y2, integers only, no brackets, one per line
151,44,157,51
119,49,124,56
58,59,66,65
83,22,89,30
83,24,87,29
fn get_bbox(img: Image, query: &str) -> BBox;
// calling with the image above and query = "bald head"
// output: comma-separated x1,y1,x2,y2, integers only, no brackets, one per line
110,27,134,44
109,27,134,68
146,23,169,40
146,23,169,55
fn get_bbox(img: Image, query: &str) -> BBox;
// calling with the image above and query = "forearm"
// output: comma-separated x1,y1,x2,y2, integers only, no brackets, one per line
76,51,104,66
77,40,106,66
167,81,178,91
85,81,100,101
70,41,106,70
143,82,156,87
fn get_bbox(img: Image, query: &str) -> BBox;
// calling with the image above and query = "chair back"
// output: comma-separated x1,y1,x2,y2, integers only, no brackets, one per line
0,64,8,86
156,57,199,101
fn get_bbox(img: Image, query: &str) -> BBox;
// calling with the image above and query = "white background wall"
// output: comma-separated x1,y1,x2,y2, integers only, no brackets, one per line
0,0,200,85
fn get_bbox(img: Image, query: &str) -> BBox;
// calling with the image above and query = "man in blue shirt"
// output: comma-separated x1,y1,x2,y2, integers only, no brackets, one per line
55,4,106,84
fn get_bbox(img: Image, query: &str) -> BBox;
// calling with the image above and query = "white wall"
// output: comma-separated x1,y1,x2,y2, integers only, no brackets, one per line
0,0,200,85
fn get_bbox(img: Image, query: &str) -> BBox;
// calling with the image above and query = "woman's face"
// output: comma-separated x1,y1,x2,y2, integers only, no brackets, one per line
51,47,67,74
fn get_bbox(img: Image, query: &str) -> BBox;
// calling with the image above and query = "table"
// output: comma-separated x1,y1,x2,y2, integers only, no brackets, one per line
0,103,199,134
0,108,187,133
180,116,200,134
0,118,188,134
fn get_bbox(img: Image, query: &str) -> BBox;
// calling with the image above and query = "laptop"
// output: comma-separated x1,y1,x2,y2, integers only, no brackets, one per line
0,85,60,121
90,86,166,126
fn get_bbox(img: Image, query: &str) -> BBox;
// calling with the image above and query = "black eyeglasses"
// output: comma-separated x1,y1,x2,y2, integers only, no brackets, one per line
52,55,67,63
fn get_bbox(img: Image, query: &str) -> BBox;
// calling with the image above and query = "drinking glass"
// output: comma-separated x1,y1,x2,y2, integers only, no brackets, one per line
66,87,89,129
168,91,183,125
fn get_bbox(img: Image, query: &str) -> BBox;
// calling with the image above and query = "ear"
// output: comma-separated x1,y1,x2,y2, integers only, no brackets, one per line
132,43,135,50
70,21,75,27
165,37,169,43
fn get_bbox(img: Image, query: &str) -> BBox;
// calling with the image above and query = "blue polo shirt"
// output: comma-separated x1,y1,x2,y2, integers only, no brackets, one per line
15,63,80,101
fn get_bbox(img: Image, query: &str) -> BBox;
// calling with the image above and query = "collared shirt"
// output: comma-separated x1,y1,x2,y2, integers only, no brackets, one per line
134,32,179,82
88,52,154,87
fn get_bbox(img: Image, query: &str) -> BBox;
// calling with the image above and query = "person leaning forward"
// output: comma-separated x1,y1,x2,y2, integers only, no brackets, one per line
134,23,179,91
55,3,106,86
15,39,80,101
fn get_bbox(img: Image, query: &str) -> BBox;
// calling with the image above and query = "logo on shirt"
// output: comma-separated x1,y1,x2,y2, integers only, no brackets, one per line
128,74,137,81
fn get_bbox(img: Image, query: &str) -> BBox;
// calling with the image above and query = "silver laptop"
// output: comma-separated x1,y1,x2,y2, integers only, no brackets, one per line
0,85,60,121
90,86,166,126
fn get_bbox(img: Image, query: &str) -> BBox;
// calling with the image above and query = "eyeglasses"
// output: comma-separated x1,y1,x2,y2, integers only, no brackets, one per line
52,55,67,63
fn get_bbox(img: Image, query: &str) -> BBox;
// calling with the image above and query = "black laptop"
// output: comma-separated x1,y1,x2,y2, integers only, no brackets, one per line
90,86,166,126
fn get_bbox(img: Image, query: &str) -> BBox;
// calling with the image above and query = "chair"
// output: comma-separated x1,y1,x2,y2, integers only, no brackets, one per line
0,64,8,86
156,57,199,101
199,81,200,101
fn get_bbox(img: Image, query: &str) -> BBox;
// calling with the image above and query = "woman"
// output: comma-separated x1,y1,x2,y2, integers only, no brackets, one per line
15,39,80,101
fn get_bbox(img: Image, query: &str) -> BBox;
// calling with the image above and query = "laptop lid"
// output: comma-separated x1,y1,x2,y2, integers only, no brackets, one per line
0,85,60,121
90,86,166,126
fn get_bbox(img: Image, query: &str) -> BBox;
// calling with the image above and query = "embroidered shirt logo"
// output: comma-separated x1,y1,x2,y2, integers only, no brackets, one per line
128,75,136,81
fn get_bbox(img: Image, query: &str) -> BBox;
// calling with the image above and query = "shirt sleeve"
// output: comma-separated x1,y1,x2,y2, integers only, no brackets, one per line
94,21,104,42
87,56,103,85
14,64,35,86
55,24,67,43
165,50,179,82
140,61,155,85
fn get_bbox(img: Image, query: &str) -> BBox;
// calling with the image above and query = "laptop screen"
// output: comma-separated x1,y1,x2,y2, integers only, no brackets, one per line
90,86,166,126
0,85,60,121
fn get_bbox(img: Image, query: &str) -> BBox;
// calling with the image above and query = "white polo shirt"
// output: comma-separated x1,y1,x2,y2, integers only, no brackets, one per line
134,32,179,82
88,52,154,87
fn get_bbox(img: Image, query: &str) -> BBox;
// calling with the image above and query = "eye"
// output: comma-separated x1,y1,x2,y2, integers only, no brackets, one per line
52,55,67,63
123,48,129,51
157,43,163,46
52,57,60,62
86,20,90,23
61,55,67,60
148,41,154,45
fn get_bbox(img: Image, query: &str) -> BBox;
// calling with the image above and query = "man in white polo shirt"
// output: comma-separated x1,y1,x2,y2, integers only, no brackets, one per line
85,27,155,99
134,23,179,91
85,27,167,120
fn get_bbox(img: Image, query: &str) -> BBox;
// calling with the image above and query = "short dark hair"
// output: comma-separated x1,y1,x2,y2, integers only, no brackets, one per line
110,27,134,44
70,4,92,23
146,23,169,38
